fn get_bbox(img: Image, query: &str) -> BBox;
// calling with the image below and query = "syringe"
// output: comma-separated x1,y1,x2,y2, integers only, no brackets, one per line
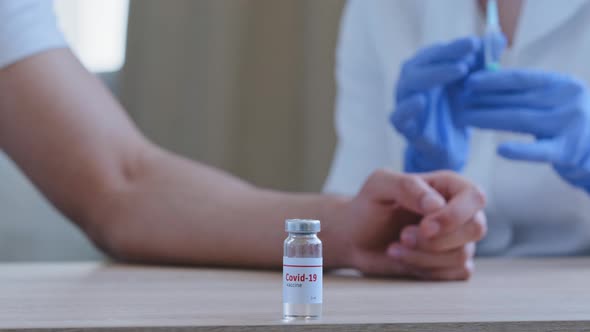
484,0,502,70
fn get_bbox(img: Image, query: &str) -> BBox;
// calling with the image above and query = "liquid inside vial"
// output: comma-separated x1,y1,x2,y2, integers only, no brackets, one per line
283,303,322,320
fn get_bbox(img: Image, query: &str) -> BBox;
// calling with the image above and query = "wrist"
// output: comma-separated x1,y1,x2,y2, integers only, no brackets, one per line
318,194,356,270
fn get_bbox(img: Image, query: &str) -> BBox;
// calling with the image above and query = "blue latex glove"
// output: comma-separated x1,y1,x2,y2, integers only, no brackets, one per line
391,35,505,173
459,69,590,193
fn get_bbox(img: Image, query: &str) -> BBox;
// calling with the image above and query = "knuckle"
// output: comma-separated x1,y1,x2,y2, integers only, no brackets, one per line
435,210,454,228
461,261,475,280
399,175,423,193
374,167,389,177
450,263,474,281
472,216,487,240
370,168,391,182
434,170,456,180
471,187,487,207
457,267,473,280
399,174,418,187
456,246,471,263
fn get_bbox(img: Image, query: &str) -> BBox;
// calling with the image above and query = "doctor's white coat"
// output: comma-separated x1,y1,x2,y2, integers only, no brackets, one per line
324,0,590,255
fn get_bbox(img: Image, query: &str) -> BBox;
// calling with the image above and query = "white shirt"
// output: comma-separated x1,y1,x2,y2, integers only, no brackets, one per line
0,0,66,68
326,0,590,256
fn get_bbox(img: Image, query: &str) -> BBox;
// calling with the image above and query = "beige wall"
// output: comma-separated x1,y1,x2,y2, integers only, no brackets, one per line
121,0,344,192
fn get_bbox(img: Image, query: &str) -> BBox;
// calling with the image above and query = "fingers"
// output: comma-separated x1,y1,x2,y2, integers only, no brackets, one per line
353,246,474,281
409,36,481,66
361,169,446,215
352,250,410,278
458,107,557,137
391,94,426,139
420,189,485,238
397,63,468,97
399,224,420,248
417,171,486,238
419,170,471,198
387,242,475,269
403,211,487,252
498,140,560,164
463,88,565,109
428,211,486,251
396,36,481,99
465,69,560,93
415,261,474,281
464,71,584,110
383,242,475,281
458,70,585,138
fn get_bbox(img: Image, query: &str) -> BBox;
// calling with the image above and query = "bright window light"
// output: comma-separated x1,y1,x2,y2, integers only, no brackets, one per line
54,0,129,72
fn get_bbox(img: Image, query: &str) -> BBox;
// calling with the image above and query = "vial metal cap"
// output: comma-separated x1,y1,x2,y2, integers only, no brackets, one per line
285,219,321,233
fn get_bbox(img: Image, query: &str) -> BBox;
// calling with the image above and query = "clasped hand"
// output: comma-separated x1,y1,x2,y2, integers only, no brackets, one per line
340,169,486,280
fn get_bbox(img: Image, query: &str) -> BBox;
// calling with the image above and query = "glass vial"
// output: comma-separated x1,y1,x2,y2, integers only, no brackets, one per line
283,219,322,320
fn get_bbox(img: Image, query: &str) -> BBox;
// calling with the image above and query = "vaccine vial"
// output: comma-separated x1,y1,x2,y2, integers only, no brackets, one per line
283,219,322,320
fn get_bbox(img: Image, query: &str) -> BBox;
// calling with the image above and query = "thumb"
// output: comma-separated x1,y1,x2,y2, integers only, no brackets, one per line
391,94,426,140
352,249,410,277
497,139,558,163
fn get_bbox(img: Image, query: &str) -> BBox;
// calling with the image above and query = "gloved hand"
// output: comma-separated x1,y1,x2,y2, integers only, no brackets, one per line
459,69,590,193
391,35,506,173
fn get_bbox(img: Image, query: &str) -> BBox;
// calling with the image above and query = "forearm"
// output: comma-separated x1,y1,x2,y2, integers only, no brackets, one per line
92,148,351,269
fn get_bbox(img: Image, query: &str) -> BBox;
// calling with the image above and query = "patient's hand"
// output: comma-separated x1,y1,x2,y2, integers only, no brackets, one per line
339,169,486,280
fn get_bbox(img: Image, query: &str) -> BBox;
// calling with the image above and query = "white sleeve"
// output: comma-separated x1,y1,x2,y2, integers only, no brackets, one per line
322,0,391,195
0,0,67,69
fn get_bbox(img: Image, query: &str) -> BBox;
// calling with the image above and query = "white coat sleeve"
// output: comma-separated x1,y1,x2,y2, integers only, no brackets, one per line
0,0,66,69
323,0,391,195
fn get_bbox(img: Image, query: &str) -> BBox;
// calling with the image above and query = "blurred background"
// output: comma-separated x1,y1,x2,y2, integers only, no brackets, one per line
0,0,344,261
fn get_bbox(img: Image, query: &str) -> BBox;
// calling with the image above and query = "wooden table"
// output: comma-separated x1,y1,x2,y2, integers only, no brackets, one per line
1,259,589,332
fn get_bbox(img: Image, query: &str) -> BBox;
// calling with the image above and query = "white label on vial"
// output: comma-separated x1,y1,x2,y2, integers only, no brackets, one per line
283,257,323,304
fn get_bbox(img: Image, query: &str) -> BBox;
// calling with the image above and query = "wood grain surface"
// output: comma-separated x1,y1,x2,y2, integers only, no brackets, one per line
1,258,590,332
